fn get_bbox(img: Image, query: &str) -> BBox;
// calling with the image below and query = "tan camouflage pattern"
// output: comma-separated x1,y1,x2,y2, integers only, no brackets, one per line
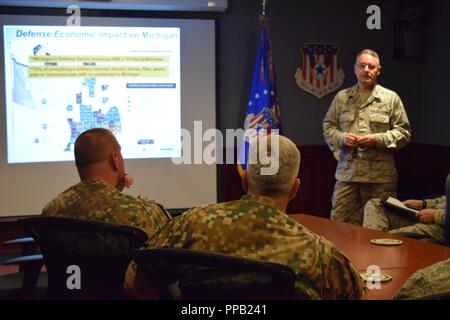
425,196,446,225
146,194,365,300
331,181,396,225
394,258,450,299
323,84,411,183
363,197,445,244
42,179,170,238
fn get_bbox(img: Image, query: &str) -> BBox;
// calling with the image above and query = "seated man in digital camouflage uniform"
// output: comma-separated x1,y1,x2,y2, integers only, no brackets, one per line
363,195,446,244
42,128,171,238
126,134,365,299
394,258,450,299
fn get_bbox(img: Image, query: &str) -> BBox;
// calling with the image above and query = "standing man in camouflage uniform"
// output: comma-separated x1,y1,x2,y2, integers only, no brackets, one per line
42,128,171,238
363,196,446,243
126,135,365,299
394,258,450,299
323,49,411,225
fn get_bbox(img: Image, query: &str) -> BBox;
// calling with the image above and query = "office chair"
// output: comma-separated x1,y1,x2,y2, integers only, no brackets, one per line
20,216,148,300
1,253,46,299
132,248,297,300
1,233,46,299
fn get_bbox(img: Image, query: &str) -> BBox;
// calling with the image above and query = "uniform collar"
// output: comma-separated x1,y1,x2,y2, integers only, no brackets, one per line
241,194,280,209
347,84,359,99
348,84,383,103
80,179,116,190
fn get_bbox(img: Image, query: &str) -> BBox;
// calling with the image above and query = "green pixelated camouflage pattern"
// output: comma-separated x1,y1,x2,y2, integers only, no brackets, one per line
394,258,450,299
42,179,169,238
323,84,411,183
148,195,365,300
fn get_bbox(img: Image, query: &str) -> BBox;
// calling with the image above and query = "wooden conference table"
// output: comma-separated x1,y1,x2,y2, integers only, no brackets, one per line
291,214,450,300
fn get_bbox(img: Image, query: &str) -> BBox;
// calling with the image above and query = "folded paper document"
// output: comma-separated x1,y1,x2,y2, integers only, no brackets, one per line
381,196,419,215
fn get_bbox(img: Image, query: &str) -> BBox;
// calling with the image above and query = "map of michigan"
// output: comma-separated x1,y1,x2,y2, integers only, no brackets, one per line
64,77,122,152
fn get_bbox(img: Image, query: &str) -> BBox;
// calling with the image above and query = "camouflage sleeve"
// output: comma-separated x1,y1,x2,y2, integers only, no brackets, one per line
41,196,62,217
434,209,445,226
41,203,50,216
147,208,195,248
425,196,446,226
425,195,446,209
394,258,450,299
132,197,171,239
323,94,344,158
394,271,432,299
322,243,366,299
374,93,411,150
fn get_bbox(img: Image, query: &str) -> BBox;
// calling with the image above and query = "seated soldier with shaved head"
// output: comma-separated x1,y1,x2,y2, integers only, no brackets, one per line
42,128,171,238
126,134,365,300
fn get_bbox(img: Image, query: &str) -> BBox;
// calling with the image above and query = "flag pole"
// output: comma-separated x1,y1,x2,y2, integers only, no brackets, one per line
238,0,281,178
261,0,267,16
260,0,269,23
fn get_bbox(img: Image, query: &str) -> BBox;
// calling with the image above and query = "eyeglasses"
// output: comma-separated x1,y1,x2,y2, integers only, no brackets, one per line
356,63,378,70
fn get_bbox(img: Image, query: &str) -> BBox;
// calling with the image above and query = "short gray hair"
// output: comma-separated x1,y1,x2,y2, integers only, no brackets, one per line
356,49,380,64
247,134,300,196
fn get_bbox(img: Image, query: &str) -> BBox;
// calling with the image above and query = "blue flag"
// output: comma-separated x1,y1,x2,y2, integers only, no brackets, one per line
237,16,281,177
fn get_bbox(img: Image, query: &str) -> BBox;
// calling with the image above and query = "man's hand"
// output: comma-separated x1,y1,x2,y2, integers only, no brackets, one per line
403,199,424,210
117,172,134,191
357,134,377,149
123,172,134,189
415,209,436,224
342,133,360,149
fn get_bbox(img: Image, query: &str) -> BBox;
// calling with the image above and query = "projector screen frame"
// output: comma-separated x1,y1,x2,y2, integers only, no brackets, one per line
0,5,223,219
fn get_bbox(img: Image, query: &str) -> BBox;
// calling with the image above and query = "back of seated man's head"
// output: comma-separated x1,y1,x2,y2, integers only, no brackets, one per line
246,134,300,198
74,128,123,181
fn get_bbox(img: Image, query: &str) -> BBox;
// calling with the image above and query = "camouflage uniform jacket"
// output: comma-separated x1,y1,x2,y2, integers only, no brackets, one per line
148,194,365,300
42,179,170,238
394,258,450,299
425,195,446,226
323,84,411,183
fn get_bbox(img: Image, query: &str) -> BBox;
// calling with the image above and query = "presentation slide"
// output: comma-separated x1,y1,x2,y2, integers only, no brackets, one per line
0,15,217,217
3,25,181,163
